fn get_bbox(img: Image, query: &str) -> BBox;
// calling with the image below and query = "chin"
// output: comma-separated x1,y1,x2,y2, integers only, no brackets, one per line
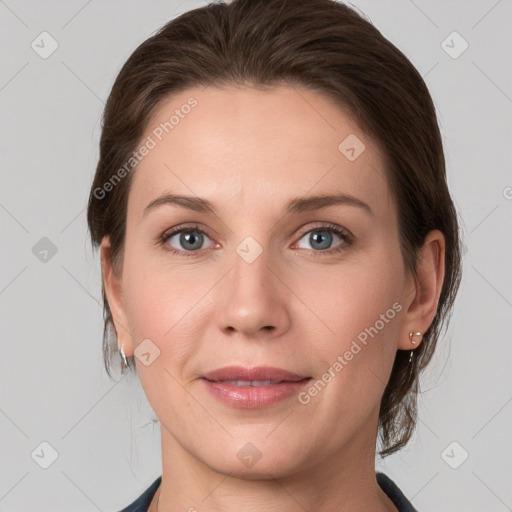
210,458,300,481
198,440,305,481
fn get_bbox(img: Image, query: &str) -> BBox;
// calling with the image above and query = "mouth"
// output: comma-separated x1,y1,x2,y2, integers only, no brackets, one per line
200,366,312,409
208,379,296,386
202,365,310,383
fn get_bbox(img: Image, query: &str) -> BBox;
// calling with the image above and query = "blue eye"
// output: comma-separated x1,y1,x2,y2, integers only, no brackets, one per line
163,228,212,253
159,223,353,258
296,226,351,253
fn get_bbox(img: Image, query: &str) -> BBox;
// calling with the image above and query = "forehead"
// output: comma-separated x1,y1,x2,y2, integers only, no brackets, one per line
127,84,393,221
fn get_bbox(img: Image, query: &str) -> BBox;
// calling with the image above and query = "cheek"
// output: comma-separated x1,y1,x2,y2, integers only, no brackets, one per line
123,273,170,340
297,249,404,384
121,243,174,339
121,251,212,367
124,278,194,343
121,256,206,415
315,259,402,336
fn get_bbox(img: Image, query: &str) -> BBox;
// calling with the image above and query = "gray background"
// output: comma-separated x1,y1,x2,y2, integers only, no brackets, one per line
1,0,511,510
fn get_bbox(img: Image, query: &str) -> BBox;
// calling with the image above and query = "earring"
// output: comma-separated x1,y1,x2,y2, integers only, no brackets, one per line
409,331,422,346
408,331,422,364
120,343,128,368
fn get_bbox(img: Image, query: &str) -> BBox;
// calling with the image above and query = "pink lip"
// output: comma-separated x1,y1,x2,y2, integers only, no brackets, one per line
201,366,311,409
202,365,308,382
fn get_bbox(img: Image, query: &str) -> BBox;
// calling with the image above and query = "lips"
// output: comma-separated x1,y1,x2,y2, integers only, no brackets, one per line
220,380,280,386
202,366,309,383
201,366,312,408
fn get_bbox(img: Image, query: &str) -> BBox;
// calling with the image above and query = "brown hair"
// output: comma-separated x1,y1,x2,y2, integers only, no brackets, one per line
87,0,462,457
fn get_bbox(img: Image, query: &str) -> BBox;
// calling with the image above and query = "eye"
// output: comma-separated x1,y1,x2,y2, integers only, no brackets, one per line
295,224,352,254
160,225,216,256
159,222,353,258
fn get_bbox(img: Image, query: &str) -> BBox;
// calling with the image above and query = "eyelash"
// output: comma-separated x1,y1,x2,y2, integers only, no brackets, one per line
158,222,354,259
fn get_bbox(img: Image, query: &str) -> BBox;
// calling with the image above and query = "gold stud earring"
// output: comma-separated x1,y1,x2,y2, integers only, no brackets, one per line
409,331,422,346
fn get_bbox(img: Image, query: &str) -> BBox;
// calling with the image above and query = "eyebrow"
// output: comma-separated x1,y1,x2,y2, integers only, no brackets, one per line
143,191,373,217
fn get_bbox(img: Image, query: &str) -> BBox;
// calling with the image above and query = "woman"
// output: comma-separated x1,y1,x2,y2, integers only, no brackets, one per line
87,0,462,510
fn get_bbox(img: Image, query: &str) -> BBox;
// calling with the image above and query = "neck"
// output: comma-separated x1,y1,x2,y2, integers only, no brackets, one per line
153,408,397,512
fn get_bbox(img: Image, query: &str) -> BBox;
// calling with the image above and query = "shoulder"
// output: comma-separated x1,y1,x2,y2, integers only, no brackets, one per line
376,472,419,512
115,476,162,512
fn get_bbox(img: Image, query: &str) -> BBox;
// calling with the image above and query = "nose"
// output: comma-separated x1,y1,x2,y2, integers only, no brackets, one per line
215,245,291,340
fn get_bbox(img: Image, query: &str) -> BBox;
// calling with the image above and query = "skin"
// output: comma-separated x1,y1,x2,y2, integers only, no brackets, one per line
101,84,445,512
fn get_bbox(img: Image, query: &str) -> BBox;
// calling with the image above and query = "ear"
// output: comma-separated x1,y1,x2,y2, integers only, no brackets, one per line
100,236,134,357
397,229,446,351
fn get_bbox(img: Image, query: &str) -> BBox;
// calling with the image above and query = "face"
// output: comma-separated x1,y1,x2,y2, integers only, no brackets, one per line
106,84,416,479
